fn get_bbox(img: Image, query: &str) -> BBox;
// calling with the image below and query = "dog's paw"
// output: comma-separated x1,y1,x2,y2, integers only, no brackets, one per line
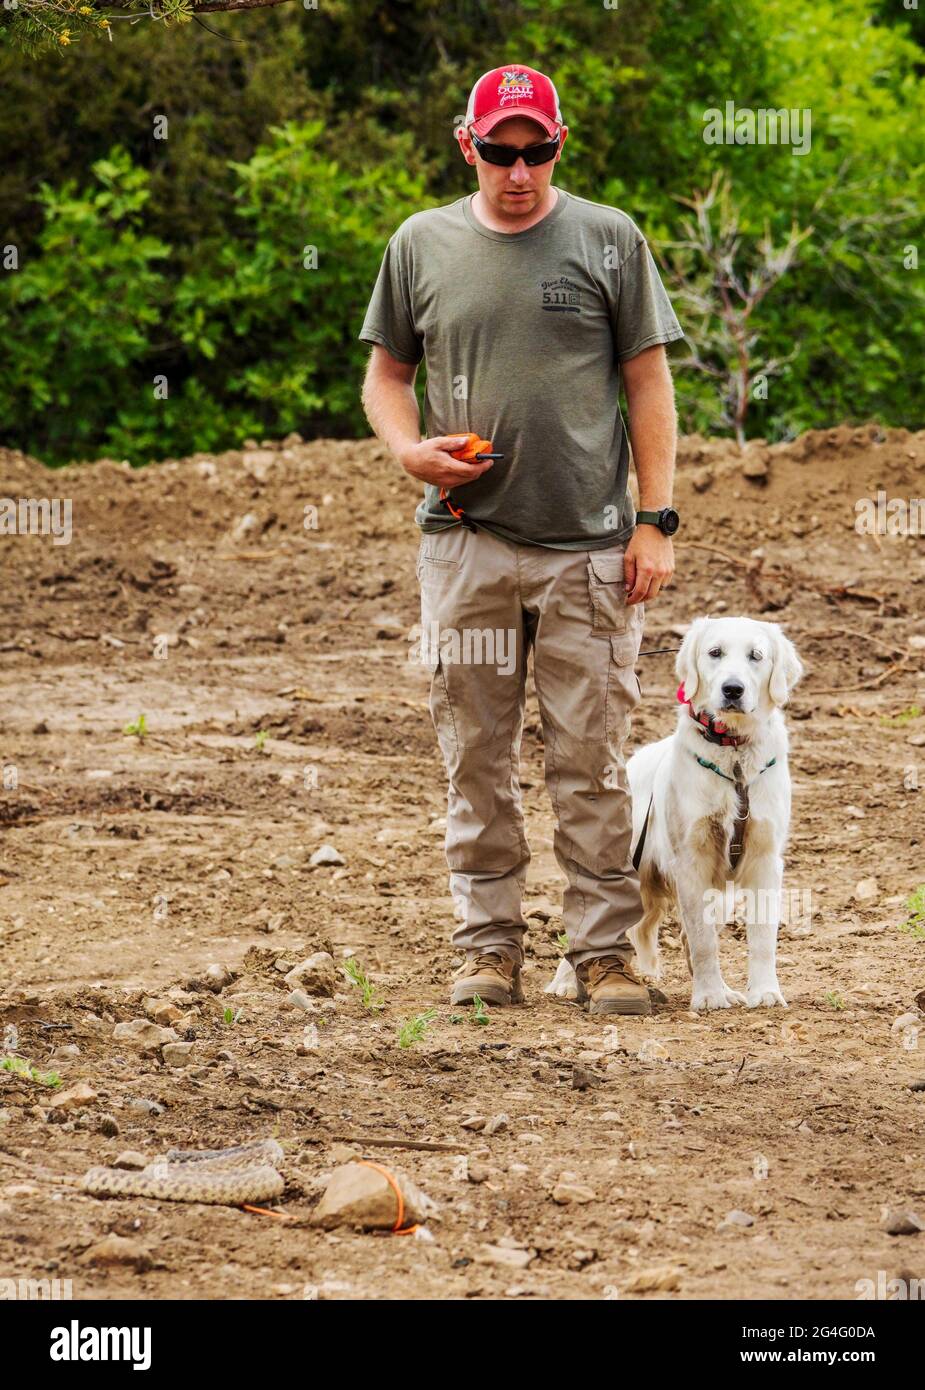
633,951,662,981
691,983,748,1011
544,958,579,1001
746,985,788,1008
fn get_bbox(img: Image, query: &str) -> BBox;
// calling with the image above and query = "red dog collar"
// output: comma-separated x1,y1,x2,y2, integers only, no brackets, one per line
677,682,749,748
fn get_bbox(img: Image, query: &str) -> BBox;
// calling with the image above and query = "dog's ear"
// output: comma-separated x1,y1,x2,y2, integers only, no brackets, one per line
767,625,804,706
676,617,710,707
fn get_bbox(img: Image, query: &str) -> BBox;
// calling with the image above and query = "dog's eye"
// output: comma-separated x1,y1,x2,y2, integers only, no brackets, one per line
749,650,764,662
708,647,723,659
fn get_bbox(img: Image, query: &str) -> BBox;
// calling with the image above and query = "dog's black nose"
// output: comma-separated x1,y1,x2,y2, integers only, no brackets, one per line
722,679,745,702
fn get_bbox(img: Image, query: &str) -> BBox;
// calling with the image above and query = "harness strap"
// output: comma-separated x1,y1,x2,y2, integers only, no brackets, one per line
694,753,777,871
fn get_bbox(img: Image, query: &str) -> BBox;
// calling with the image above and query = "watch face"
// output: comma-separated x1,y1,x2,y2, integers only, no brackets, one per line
661,508,680,535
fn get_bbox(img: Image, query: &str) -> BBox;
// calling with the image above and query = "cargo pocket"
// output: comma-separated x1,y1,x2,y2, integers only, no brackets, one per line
587,550,630,634
605,606,643,742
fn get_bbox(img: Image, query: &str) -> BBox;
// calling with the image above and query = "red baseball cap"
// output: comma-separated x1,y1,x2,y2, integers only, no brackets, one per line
464,65,563,139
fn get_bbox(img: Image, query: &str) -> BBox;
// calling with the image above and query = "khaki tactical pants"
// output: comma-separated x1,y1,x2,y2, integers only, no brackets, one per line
416,523,645,969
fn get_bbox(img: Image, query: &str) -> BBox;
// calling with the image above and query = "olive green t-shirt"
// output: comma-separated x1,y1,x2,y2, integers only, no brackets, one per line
358,187,684,549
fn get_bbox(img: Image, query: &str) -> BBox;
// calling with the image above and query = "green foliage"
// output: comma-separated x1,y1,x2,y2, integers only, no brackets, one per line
469,994,490,1026
343,956,385,1012
1,1054,62,1087
0,122,431,463
1,150,170,463
899,885,925,940
0,0,922,462
397,1009,436,1047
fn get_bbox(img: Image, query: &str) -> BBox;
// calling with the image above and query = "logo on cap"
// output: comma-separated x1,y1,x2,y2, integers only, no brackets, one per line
498,70,535,106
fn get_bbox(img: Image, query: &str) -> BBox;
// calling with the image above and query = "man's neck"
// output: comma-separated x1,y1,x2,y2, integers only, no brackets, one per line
470,185,559,234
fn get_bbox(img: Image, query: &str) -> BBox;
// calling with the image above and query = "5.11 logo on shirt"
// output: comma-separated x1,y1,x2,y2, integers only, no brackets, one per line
540,275,582,313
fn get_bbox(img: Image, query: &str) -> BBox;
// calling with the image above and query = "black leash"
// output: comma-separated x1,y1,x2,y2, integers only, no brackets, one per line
631,793,654,872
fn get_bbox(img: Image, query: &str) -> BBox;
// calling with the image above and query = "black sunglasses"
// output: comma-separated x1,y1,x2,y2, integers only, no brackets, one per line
470,129,561,166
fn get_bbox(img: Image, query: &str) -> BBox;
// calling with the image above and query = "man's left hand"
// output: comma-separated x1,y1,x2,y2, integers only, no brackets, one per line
624,527,674,604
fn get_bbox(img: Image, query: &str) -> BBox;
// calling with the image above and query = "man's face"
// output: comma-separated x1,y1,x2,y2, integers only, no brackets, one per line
457,115,568,219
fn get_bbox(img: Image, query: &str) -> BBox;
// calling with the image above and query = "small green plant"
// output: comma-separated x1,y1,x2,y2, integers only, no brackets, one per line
123,713,148,740
342,957,384,1012
222,1007,241,1025
469,993,490,1026
1,1055,61,1088
880,704,922,728
824,991,846,1010
254,729,269,752
449,1013,465,1024
556,931,569,952
397,1009,436,1048
899,885,925,940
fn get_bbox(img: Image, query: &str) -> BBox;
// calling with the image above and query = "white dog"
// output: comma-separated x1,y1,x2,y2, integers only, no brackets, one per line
547,616,804,1011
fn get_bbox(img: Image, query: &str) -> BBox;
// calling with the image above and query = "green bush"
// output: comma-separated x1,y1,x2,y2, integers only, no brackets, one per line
0,0,922,462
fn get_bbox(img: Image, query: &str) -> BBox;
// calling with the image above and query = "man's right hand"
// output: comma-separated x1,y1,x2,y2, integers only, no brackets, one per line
398,435,496,490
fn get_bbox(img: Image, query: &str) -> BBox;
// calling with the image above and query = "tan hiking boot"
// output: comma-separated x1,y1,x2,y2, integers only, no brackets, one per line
450,951,524,1007
575,955,651,1016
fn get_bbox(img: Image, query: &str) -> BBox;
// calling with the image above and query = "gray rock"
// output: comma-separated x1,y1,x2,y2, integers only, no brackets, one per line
552,1181,595,1204
313,1162,437,1231
287,990,316,1013
283,952,336,996
127,1098,164,1117
572,1064,602,1091
79,1235,153,1271
466,1160,493,1184
112,1150,148,1171
309,844,345,867
719,1209,755,1230
882,1209,924,1236
162,1042,194,1067
474,1244,534,1269
49,1082,98,1111
113,1020,178,1051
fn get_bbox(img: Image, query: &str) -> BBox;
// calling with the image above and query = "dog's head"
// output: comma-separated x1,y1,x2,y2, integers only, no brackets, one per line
676,616,804,724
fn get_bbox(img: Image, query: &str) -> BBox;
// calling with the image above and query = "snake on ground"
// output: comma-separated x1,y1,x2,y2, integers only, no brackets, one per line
81,1138,286,1205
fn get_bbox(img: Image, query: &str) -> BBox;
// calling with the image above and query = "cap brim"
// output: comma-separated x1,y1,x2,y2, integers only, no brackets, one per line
470,108,559,139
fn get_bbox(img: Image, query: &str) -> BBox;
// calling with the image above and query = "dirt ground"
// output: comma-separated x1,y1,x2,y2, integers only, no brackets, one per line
1,423,923,1301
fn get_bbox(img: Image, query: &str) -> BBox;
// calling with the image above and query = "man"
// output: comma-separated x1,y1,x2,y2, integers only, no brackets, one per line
359,64,684,1016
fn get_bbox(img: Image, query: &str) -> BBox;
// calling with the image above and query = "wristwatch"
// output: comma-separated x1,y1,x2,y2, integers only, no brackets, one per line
635,507,680,536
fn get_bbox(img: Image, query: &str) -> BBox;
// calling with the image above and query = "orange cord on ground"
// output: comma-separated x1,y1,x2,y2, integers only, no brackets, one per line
240,1204,297,1222
357,1158,419,1235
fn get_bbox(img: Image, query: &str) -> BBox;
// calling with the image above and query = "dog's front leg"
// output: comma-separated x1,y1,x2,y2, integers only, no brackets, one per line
743,854,788,1008
676,865,747,1011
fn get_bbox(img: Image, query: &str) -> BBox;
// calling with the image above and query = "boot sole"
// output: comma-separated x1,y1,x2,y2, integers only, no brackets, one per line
588,996,652,1016
449,974,524,1007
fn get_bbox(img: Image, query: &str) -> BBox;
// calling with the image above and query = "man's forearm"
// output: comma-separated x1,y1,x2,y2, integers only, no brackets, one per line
625,376,677,511
361,369,422,460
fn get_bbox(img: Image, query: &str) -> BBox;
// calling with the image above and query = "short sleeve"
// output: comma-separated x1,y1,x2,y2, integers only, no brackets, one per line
358,232,423,365
612,239,684,363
